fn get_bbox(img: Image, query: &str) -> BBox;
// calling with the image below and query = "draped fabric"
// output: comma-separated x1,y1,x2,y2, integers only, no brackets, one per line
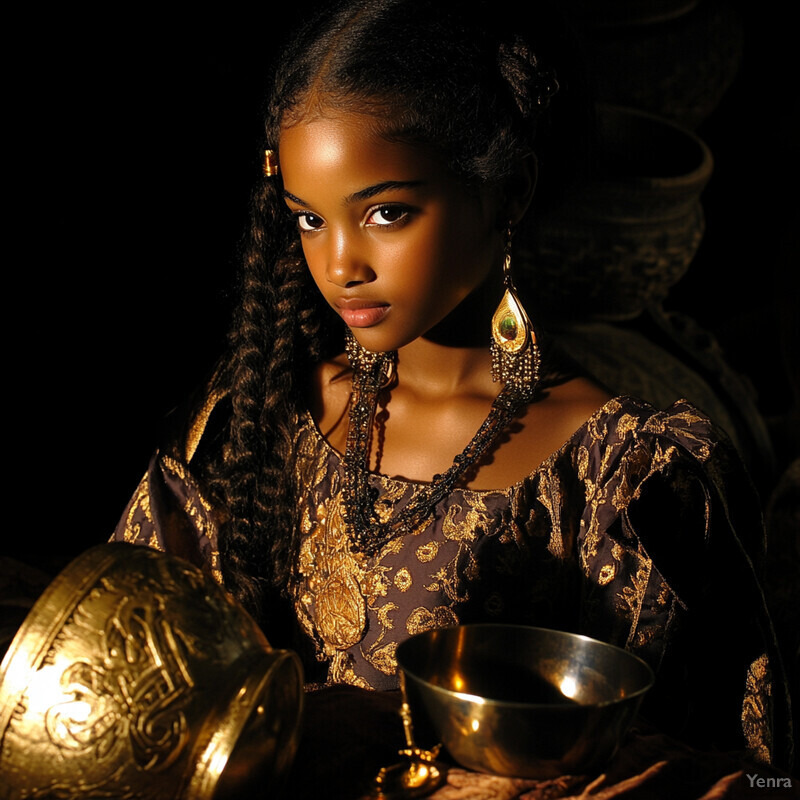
113,395,792,769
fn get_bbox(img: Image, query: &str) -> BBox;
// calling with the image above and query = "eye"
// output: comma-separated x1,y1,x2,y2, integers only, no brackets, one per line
365,205,409,227
296,212,325,232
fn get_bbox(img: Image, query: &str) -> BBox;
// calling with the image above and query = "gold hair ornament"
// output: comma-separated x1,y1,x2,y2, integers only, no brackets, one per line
263,149,280,177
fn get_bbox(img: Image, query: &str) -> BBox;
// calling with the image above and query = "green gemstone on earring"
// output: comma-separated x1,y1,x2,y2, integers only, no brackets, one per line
499,315,517,340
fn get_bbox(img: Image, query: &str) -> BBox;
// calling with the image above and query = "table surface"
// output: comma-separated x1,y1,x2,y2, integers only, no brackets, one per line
277,685,796,799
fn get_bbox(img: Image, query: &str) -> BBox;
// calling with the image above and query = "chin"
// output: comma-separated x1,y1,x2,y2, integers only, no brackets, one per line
348,326,414,354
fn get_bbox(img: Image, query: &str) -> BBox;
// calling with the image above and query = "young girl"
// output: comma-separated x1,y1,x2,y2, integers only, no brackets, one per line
114,0,790,772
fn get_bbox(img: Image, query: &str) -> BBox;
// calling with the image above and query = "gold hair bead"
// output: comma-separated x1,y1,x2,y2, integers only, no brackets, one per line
263,149,280,177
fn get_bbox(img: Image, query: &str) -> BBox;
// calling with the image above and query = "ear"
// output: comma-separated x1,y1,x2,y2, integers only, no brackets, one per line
504,153,538,227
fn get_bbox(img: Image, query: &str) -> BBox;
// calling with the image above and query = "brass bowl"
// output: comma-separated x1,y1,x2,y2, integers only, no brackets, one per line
397,624,654,779
0,543,303,800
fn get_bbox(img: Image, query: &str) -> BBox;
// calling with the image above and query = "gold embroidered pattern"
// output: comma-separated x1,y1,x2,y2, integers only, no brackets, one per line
296,496,367,652
162,454,222,585
362,565,392,600
406,606,460,636
576,445,589,482
394,568,413,592
122,473,153,543
621,559,652,641
329,652,372,689
598,564,616,586
362,603,400,674
366,642,398,675
742,653,773,764
416,541,439,562
114,456,224,585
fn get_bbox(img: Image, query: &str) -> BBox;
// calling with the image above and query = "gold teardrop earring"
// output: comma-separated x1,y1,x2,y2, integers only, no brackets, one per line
490,226,541,401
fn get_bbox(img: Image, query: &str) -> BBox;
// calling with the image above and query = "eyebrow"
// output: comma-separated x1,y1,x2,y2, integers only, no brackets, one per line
283,180,424,207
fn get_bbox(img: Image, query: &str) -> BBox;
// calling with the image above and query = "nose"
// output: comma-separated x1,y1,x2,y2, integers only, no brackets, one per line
326,228,375,288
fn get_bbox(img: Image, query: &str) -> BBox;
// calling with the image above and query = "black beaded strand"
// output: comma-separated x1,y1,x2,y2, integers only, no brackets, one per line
342,332,540,556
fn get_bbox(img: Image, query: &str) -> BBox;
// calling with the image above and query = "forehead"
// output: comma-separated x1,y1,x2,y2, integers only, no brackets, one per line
278,109,451,195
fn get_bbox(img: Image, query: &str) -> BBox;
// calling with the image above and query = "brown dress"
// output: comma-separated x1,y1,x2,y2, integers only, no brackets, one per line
113,395,792,768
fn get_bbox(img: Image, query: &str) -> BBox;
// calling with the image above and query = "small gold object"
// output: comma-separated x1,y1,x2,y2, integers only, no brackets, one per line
491,282,530,354
368,684,446,799
490,227,540,398
263,148,280,177
0,543,303,800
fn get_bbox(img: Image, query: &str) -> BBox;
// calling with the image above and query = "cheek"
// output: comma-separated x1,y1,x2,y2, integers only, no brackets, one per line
433,226,495,293
299,241,328,293
439,200,497,278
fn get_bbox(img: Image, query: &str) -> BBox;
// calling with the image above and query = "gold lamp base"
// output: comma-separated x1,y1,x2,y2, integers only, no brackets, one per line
365,695,446,800
368,748,446,799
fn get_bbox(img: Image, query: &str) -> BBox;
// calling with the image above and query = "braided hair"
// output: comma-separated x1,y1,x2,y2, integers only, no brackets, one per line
209,0,587,626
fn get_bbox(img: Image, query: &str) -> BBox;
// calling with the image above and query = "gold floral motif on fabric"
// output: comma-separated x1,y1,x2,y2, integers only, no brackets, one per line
315,570,367,650
576,445,590,482
416,541,439,562
366,642,399,675
362,564,392,601
598,564,616,585
407,606,460,636
362,602,400,671
296,497,367,652
620,559,653,639
328,651,372,689
580,484,610,565
742,653,773,765
643,407,713,463
394,568,412,592
532,473,567,558
122,473,153,543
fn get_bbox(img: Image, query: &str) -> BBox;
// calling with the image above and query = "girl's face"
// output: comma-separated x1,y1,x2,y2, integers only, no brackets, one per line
280,109,505,353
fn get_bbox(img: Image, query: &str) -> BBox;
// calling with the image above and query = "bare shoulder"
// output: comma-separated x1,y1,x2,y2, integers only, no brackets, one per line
511,377,616,465
535,377,616,431
465,377,617,488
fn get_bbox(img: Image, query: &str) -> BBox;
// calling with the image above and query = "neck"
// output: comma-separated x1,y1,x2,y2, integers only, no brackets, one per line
394,337,493,399
392,269,501,398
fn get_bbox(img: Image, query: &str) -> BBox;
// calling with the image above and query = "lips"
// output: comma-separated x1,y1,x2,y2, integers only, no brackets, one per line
335,298,390,328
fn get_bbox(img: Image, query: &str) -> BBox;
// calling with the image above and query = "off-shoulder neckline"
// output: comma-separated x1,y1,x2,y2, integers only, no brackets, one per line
298,395,656,497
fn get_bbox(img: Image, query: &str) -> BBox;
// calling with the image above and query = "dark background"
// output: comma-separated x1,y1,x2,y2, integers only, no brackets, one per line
8,1,797,574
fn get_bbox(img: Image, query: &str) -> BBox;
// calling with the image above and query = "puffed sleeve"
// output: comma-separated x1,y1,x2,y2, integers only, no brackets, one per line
112,450,224,585
575,398,792,770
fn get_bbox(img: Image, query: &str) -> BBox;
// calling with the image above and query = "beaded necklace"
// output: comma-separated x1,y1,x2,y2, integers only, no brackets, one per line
342,332,540,555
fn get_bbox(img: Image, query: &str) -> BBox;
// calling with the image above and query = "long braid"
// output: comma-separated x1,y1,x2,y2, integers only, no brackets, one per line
212,172,325,621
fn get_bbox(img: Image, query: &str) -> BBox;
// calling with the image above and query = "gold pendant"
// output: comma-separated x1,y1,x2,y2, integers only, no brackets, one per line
491,288,531,353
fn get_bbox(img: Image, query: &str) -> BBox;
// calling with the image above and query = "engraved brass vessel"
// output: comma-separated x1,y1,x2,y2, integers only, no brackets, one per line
397,624,654,779
0,543,303,799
